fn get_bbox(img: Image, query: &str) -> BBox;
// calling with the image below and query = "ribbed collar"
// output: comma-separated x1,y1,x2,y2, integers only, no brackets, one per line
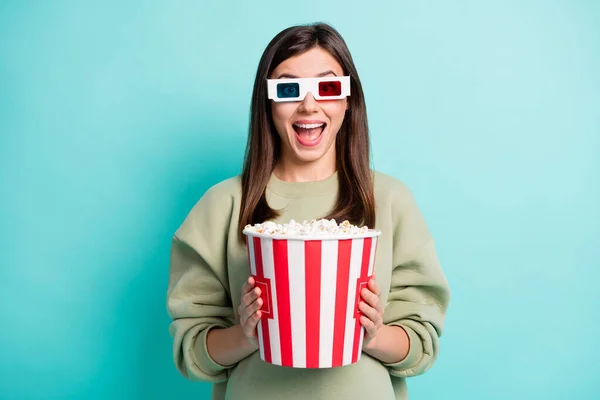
266,170,339,198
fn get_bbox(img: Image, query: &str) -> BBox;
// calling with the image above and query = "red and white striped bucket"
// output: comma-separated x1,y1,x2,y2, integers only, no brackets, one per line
244,231,380,368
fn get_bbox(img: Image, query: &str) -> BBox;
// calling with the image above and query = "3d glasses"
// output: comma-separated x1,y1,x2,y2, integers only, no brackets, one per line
267,76,350,102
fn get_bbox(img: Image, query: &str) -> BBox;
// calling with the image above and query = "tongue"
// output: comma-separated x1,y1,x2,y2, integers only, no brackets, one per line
296,126,324,141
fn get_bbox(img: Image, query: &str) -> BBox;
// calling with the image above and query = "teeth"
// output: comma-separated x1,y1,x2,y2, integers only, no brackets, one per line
293,123,324,129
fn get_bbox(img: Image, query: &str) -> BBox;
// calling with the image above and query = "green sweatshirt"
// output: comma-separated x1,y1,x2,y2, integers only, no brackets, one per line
167,170,450,400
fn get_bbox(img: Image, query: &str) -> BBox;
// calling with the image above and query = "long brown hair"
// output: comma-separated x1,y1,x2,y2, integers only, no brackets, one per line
238,22,375,243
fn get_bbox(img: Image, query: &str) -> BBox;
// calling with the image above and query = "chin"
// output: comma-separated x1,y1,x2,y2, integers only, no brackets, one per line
292,142,335,164
293,152,327,164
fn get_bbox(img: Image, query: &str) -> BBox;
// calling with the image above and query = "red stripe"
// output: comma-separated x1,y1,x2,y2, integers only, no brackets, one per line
304,240,321,368
332,239,352,367
352,237,373,363
273,239,293,367
252,237,272,364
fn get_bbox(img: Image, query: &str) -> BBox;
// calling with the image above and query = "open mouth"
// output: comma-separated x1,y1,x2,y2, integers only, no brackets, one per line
292,122,326,147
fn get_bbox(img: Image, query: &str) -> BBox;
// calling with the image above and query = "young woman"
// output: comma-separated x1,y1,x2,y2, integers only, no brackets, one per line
167,23,450,400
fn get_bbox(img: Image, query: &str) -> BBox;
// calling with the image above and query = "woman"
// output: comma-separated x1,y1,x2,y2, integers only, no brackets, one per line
167,22,450,400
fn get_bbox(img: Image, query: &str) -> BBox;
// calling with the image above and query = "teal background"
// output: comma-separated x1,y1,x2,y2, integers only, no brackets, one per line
1,1,599,399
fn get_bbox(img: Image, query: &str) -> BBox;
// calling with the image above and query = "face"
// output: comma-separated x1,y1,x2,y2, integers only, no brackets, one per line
269,47,348,167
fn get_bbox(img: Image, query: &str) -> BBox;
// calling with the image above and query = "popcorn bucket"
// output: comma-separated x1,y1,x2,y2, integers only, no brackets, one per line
243,230,381,368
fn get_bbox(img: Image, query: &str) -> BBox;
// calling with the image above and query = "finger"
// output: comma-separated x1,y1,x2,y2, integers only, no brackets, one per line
240,288,261,320
361,288,379,308
243,287,261,308
245,309,262,335
242,277,255,294
245,296,263,321
368,278,381,297
250,297,263,315
359,301,379,324
241,298,260,327
249,310,262,331
360,315,376,337
363,289,384,315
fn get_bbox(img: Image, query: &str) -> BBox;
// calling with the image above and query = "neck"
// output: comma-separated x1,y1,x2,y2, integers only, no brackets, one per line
273,157,336,183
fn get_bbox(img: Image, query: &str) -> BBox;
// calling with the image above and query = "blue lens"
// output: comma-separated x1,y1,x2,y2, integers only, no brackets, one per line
277,83,300,98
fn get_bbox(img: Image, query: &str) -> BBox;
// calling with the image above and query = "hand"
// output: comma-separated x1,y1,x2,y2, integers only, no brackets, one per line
238,276,262,349
359,273,384,350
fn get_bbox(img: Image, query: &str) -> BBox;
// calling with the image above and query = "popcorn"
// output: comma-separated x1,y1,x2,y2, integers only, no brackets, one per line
243,219,377,238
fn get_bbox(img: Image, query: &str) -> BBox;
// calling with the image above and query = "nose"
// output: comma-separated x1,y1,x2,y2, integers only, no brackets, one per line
298,92,318,113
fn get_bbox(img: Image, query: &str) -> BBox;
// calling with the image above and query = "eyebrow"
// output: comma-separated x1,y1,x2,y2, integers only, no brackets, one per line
276,70,338,79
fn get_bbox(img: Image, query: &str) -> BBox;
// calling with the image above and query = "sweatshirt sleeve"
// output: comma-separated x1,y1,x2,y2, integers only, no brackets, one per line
380,183,451,378
166,184,237,383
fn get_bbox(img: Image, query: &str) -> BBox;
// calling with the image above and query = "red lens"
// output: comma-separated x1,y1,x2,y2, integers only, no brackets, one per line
318,80,342,97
